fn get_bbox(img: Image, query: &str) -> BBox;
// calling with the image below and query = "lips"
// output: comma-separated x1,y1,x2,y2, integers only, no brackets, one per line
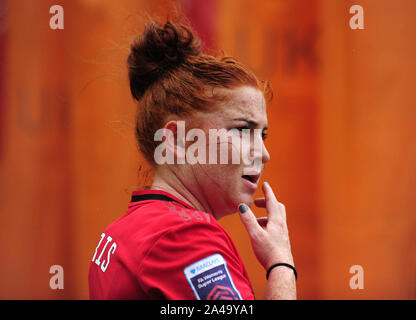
242,174,260,184
242,173,260,191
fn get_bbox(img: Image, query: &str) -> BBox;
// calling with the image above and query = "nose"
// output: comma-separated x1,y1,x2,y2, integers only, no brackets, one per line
250,132,270,165
262,141,270,164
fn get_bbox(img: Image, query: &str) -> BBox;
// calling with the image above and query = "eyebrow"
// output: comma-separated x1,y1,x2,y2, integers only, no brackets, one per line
232,118,268,130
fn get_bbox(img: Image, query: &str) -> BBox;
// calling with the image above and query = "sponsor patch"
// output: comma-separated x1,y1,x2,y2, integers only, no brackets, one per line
184,253,242,300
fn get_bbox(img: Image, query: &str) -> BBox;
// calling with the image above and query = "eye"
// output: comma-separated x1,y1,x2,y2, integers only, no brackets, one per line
236,126,249,132
262,132,268,140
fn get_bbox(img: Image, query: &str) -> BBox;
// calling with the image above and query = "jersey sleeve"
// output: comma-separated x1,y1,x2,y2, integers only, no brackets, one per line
137,222,255,300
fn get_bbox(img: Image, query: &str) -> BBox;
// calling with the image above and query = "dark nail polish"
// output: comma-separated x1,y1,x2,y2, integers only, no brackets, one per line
239,204,248,213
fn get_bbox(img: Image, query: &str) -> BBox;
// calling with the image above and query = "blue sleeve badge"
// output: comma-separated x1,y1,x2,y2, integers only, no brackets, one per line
184,254,242,300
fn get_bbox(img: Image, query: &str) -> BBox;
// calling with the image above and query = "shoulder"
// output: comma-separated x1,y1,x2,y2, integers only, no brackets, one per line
162,201,214,225
104,200,231,253
140,201,234,250
119,200,218,233
138,203,241,271
135,204,254,300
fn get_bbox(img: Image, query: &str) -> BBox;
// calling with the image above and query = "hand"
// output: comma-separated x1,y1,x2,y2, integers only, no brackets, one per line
238,182,294,271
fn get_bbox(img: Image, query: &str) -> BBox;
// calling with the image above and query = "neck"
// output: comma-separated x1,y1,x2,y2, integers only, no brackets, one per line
150,166,215,218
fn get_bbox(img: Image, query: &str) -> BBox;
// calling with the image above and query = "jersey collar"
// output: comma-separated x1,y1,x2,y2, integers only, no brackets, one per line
129,189,194,210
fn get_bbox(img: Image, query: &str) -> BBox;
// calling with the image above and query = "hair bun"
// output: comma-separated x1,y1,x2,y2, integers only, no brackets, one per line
127,21,202,100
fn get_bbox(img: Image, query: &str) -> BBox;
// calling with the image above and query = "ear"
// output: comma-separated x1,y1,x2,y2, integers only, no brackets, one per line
164,120,186,164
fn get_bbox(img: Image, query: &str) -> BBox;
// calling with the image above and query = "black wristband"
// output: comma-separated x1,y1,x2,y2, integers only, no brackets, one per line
266,263,297,280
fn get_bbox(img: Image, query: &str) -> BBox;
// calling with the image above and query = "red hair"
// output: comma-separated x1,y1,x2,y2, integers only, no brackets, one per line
127,20,272,166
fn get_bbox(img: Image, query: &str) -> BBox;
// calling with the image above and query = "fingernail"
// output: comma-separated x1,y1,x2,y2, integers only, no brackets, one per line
238,204,248,213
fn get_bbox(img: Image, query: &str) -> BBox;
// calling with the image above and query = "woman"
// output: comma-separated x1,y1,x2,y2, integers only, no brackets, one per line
89,20,296,300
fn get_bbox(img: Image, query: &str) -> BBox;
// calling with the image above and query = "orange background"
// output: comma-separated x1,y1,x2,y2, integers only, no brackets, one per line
0,0,415,299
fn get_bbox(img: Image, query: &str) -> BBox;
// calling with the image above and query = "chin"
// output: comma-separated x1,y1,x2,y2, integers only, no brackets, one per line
241,194,254,207
209,184,255,218
230,193,254,213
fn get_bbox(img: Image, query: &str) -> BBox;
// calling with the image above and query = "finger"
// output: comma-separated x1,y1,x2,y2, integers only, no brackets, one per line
254,198,266,208
238,203,262,238
256,216,268,228
262,182,282,221
262,181,278,204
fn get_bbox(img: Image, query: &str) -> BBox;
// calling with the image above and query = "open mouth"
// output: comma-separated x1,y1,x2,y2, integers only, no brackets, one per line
242,174,260,184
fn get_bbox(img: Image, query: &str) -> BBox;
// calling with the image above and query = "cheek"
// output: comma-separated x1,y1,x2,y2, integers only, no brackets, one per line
196,155,241,188
190,131,244,182
217,139,246,170
218,132,250,164
229,134,252,166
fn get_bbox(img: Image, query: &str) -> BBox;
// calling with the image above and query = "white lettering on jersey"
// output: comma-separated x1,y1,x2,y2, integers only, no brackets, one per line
92,233,105,262
92,232,117,273
101,242,117,272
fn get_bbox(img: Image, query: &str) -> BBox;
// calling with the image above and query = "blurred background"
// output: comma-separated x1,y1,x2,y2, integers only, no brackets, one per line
0,0,415,299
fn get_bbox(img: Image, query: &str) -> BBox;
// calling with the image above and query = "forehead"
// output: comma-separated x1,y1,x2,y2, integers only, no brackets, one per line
213,86,268,124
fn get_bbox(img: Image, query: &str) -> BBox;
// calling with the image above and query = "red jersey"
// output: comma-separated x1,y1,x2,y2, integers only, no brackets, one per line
88,189,255,300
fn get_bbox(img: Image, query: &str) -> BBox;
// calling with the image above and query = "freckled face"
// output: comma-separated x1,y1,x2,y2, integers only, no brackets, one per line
185,86,270,219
